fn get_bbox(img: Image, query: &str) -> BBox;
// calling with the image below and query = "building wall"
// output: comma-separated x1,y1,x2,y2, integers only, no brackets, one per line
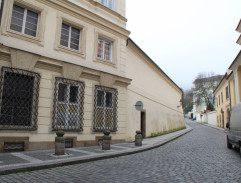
0,0,129,77
215,79,230,128
0,47,130,151
207,111,217,126
0,0,185,151
125,42,185,140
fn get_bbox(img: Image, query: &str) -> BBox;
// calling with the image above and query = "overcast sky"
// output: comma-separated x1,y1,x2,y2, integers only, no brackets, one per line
126,0,241,90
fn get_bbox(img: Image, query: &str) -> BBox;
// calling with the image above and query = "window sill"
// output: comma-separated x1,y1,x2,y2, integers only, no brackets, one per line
94,57,117,68
3,29,44,46
55,45,86,58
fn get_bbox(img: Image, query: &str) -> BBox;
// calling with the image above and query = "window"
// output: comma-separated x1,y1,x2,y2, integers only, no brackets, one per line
226,86,229,99
221,92,223,104
10,4,39,37
97,38,112,61
93,86,118,132
0,67,40,130
219,95,220,105
100,0,115,10
52,77,85,131
216,97,218,107
60,23,81,50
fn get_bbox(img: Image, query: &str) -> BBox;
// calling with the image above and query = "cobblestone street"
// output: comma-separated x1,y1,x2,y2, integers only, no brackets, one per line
0,119,241,183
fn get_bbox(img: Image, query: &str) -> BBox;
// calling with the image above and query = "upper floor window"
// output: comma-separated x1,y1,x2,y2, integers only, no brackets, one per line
60,23,81,51
99,0,115,10
10,4,39,37
221,92,223,104
226,86,229,99
97,38,112,61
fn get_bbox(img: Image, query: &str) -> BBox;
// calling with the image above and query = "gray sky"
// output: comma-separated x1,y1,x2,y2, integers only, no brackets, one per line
126,0,241,90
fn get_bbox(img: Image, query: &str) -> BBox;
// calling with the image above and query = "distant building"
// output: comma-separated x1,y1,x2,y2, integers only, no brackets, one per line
192,75,223,115
0,0,184,152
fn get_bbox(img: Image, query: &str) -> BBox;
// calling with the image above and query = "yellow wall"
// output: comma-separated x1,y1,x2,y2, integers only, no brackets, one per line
215,79,230,128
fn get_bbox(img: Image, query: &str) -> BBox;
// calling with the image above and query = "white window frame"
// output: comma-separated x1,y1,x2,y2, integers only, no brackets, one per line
55,81,80,127
97,0,115,10
10,4,39,37
1,0,46,45
97,38,112,62
60,23,81,51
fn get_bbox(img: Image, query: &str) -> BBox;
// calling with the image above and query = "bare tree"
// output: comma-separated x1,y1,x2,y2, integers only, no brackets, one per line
183,89,193,114
192,72,223,111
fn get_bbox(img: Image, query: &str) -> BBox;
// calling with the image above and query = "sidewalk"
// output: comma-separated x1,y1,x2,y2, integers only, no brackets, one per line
0,125,192,175
195,121,226,132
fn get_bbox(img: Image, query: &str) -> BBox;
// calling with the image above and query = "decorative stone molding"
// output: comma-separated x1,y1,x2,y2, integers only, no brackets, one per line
100,72,116,87
62,62,83,80
10,49,39,71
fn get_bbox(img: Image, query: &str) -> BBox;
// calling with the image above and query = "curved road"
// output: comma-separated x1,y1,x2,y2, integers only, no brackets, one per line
1,119,241,183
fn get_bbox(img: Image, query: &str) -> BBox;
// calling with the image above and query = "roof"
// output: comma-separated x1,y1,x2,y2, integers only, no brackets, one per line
228,50,241,70
236,19,241,33
126,38,183,94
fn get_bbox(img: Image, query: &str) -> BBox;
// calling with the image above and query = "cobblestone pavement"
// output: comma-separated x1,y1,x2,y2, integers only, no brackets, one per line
0,119,241,183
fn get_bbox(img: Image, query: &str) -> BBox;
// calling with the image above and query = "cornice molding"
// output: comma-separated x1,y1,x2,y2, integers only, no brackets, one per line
36,0,130,38
1,45,131,87
86,0,127,22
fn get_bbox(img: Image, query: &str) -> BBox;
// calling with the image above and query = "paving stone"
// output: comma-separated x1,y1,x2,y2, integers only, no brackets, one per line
0,120,241,182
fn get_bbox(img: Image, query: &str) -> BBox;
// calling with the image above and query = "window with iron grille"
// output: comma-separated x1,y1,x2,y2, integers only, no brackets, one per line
93,85,118,132
10,4,39,37
0,67,40,130
52,77,85,131
97,38,112,61
60,23,81,50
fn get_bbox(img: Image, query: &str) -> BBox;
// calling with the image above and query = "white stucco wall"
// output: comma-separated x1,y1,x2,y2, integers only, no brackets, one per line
125,43,185,140
207,111,217,126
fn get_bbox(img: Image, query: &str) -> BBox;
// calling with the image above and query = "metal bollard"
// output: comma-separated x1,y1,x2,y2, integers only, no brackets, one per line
135,130,142,146
102,130,111,150
55,131,65,155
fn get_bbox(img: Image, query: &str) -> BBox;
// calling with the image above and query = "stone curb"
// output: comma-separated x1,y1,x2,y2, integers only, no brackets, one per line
196,121,226,132
0,127,192,175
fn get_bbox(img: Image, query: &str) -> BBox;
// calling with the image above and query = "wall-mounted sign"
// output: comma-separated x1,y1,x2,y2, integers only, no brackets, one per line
135,101,143,111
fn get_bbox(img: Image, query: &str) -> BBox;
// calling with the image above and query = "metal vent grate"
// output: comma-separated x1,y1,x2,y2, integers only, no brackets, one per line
0,67,40,130
52,77,85,131
93,85,118,132
4,142,24,152
65,139,73,148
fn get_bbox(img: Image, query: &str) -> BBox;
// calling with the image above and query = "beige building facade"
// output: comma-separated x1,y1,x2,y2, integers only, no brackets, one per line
214,77,230,128
0,0,185,152
214,19,241,128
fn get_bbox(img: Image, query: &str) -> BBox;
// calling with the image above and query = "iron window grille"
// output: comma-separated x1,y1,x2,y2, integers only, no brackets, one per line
0,67,40,130
52,77,85,131
10,4,39,37
93,85,118,132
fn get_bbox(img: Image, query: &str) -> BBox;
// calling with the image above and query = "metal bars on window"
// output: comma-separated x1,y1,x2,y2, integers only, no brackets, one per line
52,77,85,131
0,67,40,130
93,85,118,132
